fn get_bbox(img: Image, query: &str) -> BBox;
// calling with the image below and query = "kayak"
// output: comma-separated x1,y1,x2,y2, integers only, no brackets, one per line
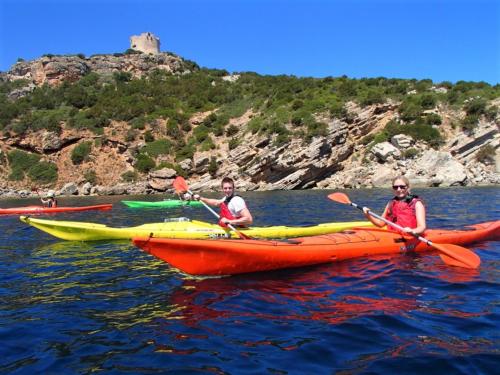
19,216,373,241
0,204,112,215
132,221,500,276
122,200,203,208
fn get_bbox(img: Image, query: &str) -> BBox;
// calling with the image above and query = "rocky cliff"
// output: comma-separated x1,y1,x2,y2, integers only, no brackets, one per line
0,54,498,198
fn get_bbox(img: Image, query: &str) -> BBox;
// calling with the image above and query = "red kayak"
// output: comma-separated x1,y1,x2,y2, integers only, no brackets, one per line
0,204,112,215
133,221,500,276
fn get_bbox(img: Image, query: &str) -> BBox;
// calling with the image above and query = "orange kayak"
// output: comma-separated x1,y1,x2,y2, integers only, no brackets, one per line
133,221,500,276
0,204,112,215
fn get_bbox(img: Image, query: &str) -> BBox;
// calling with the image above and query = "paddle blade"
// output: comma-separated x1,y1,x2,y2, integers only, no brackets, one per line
327,192,351,205
434,243,481,269
173,176,188,193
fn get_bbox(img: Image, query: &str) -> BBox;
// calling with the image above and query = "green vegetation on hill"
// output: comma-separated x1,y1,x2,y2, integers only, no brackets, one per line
1,63,498,177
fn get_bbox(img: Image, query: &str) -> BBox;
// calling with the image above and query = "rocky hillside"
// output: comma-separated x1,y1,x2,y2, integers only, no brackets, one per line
0,52,498,198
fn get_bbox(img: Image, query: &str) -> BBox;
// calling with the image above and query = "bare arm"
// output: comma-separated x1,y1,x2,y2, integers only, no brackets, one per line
224,207,253,227
411,201,426,235
363,205,389,228
199,196,223,207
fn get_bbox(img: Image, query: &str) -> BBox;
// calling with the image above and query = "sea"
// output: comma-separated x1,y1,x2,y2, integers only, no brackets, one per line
1,186,499,374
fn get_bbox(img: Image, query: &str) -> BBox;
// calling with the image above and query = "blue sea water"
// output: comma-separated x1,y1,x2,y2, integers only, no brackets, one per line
0,186,499,374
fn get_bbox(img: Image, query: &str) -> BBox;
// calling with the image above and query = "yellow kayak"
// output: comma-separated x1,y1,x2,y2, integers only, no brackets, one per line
20,216,373,241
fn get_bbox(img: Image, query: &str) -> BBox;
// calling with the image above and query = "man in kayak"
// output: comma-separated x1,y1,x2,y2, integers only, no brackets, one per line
40,191,58,208
192,177,253,227
363,176,426,235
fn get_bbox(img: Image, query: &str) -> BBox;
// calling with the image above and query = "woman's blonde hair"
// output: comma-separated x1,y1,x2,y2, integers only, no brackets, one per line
391,175,410,187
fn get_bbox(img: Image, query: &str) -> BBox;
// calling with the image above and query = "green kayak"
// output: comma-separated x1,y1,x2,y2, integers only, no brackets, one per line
122,199,203,208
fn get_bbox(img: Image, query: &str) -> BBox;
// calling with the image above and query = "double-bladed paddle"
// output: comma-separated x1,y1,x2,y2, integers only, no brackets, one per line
173,176,251,240
328,192,480,269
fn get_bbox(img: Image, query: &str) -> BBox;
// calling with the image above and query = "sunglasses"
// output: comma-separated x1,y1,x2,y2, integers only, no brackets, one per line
392,185,407,190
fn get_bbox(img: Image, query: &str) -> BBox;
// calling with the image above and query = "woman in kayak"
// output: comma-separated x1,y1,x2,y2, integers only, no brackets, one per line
192,177,253,227
363,176,426,235
40,191,58,208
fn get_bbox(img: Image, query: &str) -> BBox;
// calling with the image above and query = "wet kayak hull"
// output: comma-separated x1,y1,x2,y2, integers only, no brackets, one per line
19,216,373,241
1,204,112,215
122,200,202,208
133,221,500,276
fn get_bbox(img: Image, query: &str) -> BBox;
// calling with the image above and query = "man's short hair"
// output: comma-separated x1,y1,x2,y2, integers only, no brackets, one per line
221,177,234,187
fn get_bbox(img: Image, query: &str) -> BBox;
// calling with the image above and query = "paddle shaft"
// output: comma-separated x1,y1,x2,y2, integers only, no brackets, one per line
349,201,438,248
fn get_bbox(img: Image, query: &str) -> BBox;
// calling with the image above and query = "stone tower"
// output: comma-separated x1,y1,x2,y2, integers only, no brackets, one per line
130,32,160,54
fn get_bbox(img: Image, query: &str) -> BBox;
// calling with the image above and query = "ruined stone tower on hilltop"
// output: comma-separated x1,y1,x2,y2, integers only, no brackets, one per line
130,32,160,54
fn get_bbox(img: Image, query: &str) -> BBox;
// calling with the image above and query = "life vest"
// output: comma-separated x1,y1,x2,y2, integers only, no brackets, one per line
46,199,57,208
386,195,422,229
219,195,240,221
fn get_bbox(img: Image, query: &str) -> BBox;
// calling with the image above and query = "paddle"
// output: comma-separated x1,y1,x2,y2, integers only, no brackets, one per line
328,192,481,269
173,176,251,240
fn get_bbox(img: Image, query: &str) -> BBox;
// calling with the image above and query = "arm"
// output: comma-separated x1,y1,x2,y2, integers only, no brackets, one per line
222,206,253,227
363,205,389,228
199,196,223,207
411,201,426,235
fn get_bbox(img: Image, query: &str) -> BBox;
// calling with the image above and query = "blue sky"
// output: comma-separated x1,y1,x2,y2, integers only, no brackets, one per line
1,0,498,84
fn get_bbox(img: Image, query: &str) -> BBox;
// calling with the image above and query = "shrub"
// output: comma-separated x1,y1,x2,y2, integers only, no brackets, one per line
125,129,137,142
113,71,132,83
142,139,172,158
7,150,41,180
360,133,375,145
144,130,154,142
130,117,147,130
194,124,210,142
28,161,58,184
329,100,346,118
359,88,384,106
225,124,239,137
247,117,263,134
166,120,181,138
402,148,419,159
419,93,437,109
385,121,443,148
464,98,487,115
200,136,215,151
121,170,138,182
175,142,196,161
399,100,422,122
71,141,92,164
208,156,217,176
135,153,155,172
291,100,304,110
306,121,328,140
461,114,479,131
84,169,97,184
228,137,240,150
423,113,442,125
475,144,496,164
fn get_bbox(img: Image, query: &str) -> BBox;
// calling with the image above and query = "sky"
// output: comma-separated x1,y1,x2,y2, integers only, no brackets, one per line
0,0,499,84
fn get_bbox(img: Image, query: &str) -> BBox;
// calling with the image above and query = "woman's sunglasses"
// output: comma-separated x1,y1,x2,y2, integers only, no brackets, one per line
392,185,407,190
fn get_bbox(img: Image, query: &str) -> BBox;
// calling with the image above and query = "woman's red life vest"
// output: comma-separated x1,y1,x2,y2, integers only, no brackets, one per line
386,195,422,228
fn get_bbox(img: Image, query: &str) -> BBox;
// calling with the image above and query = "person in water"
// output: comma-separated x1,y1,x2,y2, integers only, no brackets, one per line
40,191,58,208
193,177,253,227
363,176,426,235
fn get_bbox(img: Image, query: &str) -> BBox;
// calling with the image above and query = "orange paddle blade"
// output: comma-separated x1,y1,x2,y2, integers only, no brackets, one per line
173,176,188,193
433,243,481,269
327,192,351,205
